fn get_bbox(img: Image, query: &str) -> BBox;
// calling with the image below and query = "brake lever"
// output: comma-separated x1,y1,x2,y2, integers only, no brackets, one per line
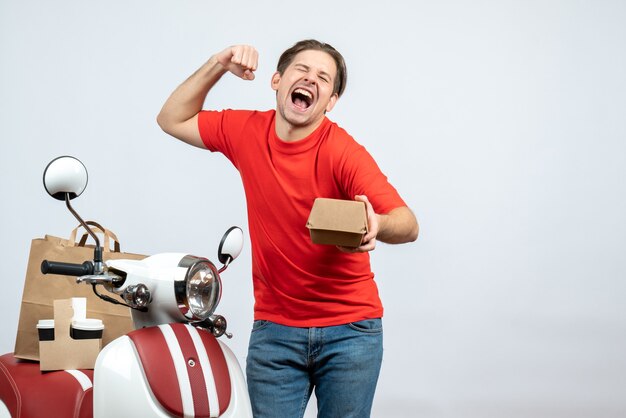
77,273,123,286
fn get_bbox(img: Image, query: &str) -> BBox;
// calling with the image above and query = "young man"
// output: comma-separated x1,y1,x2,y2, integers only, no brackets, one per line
158,40,418,418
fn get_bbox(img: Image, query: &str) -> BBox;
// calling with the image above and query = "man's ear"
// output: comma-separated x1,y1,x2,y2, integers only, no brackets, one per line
325,93,339,113
271,72,281,91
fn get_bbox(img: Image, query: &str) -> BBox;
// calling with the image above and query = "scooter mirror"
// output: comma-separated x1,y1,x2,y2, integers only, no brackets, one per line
218,226,244,265
43,156,88,201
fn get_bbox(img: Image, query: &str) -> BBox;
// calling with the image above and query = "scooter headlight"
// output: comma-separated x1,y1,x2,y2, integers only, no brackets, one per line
175,256,222,321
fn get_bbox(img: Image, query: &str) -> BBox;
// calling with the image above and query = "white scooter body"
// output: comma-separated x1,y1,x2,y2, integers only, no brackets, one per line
1,156,252,417
94,333,251,418
93,255,252,418
0,254,252,418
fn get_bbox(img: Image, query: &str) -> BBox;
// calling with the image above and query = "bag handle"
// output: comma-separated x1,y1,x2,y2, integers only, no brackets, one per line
68,221,121,253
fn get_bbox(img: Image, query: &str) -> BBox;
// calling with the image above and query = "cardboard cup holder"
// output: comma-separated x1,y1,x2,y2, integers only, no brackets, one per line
38,298,103,371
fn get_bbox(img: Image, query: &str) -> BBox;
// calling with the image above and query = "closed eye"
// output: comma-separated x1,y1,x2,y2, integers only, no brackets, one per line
294,64,309,73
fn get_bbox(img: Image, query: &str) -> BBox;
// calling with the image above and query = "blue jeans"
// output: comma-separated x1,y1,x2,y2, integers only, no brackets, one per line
246,319,383,418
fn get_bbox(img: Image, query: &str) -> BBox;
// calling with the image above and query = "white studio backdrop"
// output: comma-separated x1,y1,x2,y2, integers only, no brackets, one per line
1,1,625,417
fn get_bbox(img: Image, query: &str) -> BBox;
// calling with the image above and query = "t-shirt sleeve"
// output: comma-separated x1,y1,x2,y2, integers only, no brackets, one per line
197,109,244,165
339,142,407,215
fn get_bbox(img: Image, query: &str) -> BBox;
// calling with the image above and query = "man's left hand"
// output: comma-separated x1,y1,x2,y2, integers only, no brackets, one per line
337,195,378,253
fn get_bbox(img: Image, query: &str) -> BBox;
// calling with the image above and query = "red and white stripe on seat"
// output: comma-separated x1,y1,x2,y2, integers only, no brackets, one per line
0,353,93,418
127,323,232,418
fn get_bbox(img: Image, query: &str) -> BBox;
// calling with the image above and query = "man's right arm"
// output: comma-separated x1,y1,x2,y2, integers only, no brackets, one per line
156,45,258,148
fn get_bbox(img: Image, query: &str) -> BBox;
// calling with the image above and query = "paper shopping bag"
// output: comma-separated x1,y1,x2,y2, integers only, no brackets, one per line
14,221,146,361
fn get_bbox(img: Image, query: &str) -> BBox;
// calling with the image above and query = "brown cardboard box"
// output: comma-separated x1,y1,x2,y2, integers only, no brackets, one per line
306,198,368,247
39,299,101,371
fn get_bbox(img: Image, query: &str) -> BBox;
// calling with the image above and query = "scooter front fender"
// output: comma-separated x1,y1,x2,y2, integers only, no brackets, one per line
94,328,252,418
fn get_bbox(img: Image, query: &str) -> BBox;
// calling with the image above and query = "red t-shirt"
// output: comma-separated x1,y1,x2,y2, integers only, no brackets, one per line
198,109,406,327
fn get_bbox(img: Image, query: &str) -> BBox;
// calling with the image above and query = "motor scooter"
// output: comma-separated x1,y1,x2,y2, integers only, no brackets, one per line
0,156,253,418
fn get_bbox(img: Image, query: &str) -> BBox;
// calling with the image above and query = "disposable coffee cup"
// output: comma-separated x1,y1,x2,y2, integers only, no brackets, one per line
37,319,55,341
70,318,104,340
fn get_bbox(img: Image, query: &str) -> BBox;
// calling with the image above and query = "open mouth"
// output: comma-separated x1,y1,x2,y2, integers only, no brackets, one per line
291,88,313,111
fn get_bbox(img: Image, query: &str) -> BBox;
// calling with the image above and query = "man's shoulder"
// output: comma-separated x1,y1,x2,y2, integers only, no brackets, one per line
201,108,274,123
222,108,275,120
323,118,360,148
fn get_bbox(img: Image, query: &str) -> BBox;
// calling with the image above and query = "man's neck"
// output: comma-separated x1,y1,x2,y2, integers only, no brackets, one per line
274,115,325,142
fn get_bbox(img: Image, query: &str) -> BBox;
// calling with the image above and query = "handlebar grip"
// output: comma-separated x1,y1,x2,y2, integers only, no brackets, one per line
41,260,94,276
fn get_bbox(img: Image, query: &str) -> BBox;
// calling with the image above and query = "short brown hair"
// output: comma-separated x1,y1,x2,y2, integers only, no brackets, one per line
276,39,347,97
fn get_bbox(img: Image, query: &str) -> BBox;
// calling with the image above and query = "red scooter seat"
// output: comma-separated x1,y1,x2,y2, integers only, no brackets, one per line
0,352,93,418
127,323,232,418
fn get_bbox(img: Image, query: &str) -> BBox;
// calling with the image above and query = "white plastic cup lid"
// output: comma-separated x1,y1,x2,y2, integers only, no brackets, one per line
71,318,104,331
36,319,54,329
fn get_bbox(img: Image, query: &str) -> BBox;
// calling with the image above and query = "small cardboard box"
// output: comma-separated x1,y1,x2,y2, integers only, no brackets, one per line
39,299,102,371
306,198,368,247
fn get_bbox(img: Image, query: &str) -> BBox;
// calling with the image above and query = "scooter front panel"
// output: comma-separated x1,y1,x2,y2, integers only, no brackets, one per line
94,336,169,418
127,323,231,418
94,328,251,418
214,341,253,418
129,326,184,414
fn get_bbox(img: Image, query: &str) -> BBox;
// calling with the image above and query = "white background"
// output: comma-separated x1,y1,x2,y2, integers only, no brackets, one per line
1,1,625,417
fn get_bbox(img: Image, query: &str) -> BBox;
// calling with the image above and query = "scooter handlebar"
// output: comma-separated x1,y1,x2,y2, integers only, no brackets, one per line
41,260,94,276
